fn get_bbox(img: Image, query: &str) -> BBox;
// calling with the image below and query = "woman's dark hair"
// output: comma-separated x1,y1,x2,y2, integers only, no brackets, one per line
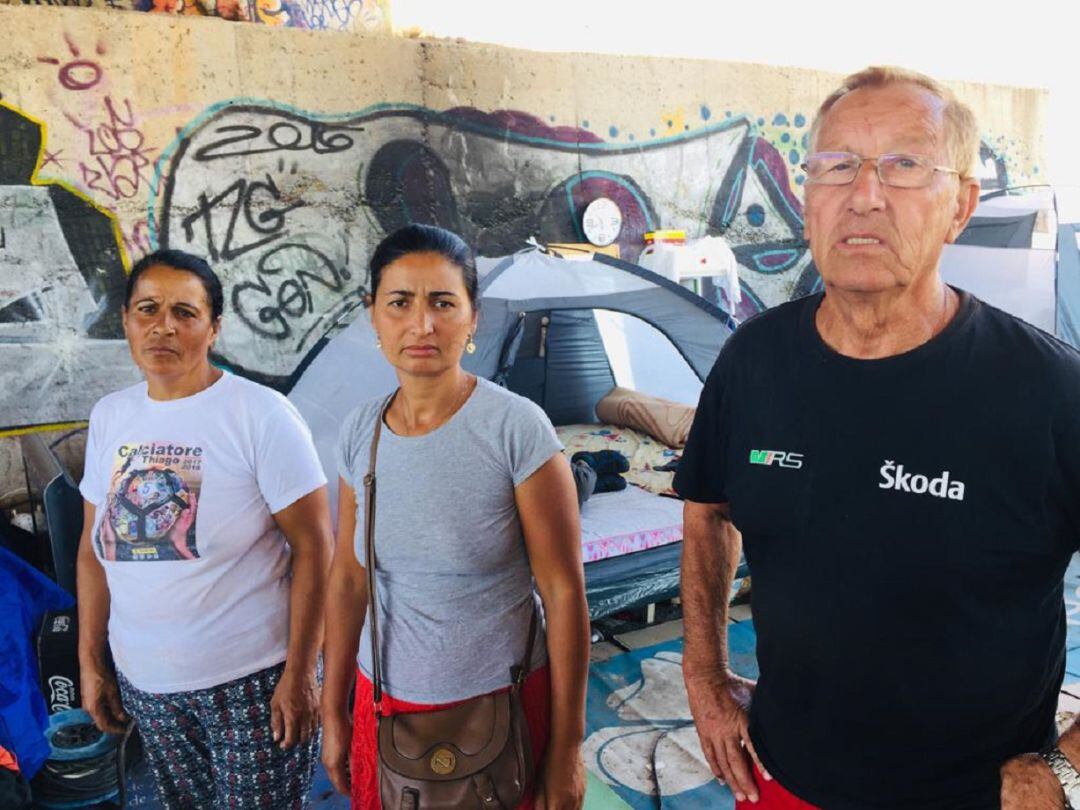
369,224,478,307
125,249,224,321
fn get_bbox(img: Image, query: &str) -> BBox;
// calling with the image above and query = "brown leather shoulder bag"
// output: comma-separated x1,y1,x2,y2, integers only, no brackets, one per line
363,393,538,810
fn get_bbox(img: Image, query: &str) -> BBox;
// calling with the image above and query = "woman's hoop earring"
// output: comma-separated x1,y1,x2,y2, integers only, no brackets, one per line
465,335,476,355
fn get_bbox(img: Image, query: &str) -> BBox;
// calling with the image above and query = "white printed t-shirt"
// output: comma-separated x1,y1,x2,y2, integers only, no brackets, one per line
79,371,326,694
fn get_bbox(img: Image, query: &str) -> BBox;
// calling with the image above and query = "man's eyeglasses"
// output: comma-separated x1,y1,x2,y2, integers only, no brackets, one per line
802,152,961,188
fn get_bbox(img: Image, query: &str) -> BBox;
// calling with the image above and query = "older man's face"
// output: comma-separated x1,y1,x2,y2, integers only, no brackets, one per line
804,82,975,294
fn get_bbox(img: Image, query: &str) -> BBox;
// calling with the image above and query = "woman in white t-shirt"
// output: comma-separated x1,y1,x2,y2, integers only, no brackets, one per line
76,249,332,810
321,225,590,809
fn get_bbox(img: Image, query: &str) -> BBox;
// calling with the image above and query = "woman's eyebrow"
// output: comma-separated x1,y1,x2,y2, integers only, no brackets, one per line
429,290,458,298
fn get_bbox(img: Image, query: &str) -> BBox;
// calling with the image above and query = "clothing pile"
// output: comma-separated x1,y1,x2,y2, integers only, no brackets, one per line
571,450,630,507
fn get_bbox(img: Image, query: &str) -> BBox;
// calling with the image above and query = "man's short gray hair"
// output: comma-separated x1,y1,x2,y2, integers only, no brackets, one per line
807,66,980,180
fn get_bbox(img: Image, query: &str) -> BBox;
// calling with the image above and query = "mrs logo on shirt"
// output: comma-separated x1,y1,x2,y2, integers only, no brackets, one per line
96,442,204,562
749,449,805,469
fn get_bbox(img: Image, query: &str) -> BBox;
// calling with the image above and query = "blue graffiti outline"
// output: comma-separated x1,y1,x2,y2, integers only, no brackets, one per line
720,167,746,230
750,156,804,227
751,248,802,274
147,99,757,246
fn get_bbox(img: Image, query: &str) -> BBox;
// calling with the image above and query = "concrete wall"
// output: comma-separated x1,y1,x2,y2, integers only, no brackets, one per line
0,4,1047,503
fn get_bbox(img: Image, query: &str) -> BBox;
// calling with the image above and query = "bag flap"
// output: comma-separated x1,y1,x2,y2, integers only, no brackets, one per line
378,692,513,780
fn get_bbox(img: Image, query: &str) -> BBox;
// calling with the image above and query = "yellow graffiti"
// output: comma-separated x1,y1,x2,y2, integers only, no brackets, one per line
0,100,131,271
0,100,132,437
255,0,292,27
0,422,88,440
659,107,687,136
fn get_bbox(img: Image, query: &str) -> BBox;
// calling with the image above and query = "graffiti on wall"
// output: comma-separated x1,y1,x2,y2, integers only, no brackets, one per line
0,79,1022,434
2,0,389,31
153,102,820,385
0,101,142,431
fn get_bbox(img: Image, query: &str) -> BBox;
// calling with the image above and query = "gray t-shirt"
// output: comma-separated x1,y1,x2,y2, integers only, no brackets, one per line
337,377,564,703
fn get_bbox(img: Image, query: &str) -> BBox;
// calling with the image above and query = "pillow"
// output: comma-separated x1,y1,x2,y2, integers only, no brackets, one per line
595,387,695,448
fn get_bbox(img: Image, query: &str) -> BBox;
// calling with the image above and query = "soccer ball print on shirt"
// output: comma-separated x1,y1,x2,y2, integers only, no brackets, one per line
96,442,203,562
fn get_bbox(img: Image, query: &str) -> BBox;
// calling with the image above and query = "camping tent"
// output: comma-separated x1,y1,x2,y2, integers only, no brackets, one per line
288,249,738,617
289,248,736,498
939,189,1060,337
1057,222,1080,348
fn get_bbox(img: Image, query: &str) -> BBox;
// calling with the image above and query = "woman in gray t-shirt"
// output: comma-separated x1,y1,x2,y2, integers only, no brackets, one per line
321,224,590,809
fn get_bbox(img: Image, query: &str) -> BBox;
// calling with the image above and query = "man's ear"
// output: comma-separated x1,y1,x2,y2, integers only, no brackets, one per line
946,178,981,244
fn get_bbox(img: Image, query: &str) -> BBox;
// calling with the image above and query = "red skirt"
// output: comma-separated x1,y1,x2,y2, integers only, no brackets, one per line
350,666,551,809
735,764,821,810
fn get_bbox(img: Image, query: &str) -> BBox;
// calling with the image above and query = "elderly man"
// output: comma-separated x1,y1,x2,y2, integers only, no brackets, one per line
676,66,1080,810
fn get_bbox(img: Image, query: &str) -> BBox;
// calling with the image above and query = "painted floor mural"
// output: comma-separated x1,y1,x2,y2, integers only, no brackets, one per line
584,622,759,809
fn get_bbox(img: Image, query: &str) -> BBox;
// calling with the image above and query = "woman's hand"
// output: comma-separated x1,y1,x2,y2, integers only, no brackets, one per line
270,667,321,749
321,710,353,796
81,665,129,734
534,744,587,810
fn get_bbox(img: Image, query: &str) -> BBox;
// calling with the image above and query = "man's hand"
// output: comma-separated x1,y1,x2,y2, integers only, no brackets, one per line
270,667,320,749
1001,753,1066,810
81,666,129,734
533,743,587,809
685,669,769,804
320,711,352,795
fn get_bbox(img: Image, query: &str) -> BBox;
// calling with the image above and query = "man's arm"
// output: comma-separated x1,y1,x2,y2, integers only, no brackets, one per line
270,486,333,749
76,499,128,733
682,499,768,804
1000,720,1080,809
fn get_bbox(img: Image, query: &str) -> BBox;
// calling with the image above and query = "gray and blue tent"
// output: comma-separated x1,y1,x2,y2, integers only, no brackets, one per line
289,247,737,616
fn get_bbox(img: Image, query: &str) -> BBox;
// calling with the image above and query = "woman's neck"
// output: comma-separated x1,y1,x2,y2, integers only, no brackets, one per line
146,364,223,402
390,369,475,436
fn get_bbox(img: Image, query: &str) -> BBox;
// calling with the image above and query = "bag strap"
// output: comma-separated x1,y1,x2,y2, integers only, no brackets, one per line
362,390,540,711
364,393,395,712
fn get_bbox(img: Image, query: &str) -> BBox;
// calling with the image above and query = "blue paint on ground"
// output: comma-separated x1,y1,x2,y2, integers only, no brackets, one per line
585,623,758,809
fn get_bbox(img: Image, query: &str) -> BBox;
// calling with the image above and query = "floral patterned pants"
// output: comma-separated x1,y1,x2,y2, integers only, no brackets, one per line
117,662,319,810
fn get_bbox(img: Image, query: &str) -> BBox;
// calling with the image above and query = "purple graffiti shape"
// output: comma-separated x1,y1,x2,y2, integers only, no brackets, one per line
59,60,103,92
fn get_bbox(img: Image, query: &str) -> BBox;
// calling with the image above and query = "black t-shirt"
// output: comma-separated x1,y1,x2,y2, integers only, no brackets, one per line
674,290,1080,810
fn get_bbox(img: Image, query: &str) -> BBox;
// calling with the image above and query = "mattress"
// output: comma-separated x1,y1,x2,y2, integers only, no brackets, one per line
580,485,683,563
556,424,680,496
